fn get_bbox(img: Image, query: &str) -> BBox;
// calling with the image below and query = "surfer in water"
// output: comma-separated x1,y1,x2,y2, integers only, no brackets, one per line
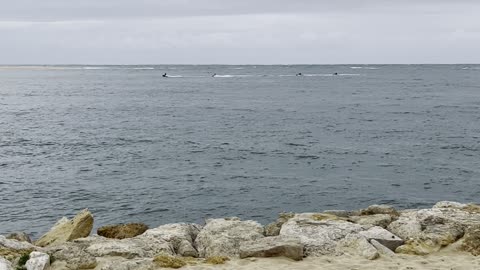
212,73,216,77
162,73,168,78
333,72,338,76
296,73,303,76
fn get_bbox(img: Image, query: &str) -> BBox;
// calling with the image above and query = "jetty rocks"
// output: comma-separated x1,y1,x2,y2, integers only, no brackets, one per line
2,201,480,269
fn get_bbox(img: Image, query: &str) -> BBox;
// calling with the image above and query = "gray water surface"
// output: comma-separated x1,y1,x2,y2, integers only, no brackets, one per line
1,65,479,238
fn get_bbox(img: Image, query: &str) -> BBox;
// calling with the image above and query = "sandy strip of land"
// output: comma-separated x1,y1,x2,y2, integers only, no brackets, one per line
181,252,480,270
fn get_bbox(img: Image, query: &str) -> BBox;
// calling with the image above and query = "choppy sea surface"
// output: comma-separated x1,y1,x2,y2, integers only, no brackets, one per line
1,65,479,238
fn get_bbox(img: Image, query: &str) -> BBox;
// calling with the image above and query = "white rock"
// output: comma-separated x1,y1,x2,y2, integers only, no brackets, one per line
280,218,363,256
387,211,422,240
359,226,404,251
0,257,13,270
85,237,173,259
194,218,264,257
142,223,201,257
336,234,379,260
25,252,50,270
0,235,36,250
239,236,303,261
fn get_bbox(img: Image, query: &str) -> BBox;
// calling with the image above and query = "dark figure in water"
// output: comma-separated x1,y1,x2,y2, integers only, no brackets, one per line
333,72,338,75
162,73,167,77
212,73,216,77
296,73,303,76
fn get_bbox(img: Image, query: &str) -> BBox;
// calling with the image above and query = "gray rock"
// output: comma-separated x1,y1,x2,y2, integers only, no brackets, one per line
239,236,303,261
280,217,363,256
0,236,36,251
6,233,32,244
349,214,392,228
25,252,50,270
0,257,13,270
371,240,395,257
387,211,422,240
142,223,201,257
45,242,97,269
194,218,264,258
85,237,173,259
359,226,404,251
336,234,379,260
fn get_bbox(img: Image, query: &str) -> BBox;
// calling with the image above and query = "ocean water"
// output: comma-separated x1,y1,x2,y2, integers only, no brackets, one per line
1,65,479,238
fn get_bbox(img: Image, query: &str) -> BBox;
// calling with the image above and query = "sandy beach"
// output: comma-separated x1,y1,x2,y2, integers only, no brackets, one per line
180,252,480,270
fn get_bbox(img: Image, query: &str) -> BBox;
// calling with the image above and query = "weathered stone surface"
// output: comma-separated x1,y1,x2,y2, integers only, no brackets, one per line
280,217,363,256
97,223,148,239
360,205,399,217
349,214,392,228
264,213,295,237
371,239,395,257
390,206,474,255
239,236,303,261
387,211,422,240
195,218,264,258
6,233,32,244
142,223,200,257
461,225,480,256
36,209,94,247
0,236,36,261
0,236,35,252
0,257,13,270
45,243,97,269
85,237,173,259
25,252,50,270
336,234,379,260
359,226,404,251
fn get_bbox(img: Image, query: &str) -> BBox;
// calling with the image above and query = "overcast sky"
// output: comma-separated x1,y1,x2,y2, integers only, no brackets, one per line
1,0,480,64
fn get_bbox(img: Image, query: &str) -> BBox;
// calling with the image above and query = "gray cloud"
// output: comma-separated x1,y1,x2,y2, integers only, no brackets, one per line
1,0,479,64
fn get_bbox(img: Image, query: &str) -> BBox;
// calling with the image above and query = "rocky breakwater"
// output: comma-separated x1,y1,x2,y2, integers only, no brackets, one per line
1,201,480,269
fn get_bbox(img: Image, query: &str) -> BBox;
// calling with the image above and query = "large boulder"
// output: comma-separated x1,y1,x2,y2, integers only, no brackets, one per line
97,223,148,239
0,236,36,262
335,233,379,260
6,233,32,244
239,236,303,261
461,225,480,256
194,218,264,258
85,236,173,259
279,217,363,256
25,252,50,270
36,209,94,247
0,257,13,270
388,203,480,255
142,223,201,257
358,226,404,251
45,242,97,269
